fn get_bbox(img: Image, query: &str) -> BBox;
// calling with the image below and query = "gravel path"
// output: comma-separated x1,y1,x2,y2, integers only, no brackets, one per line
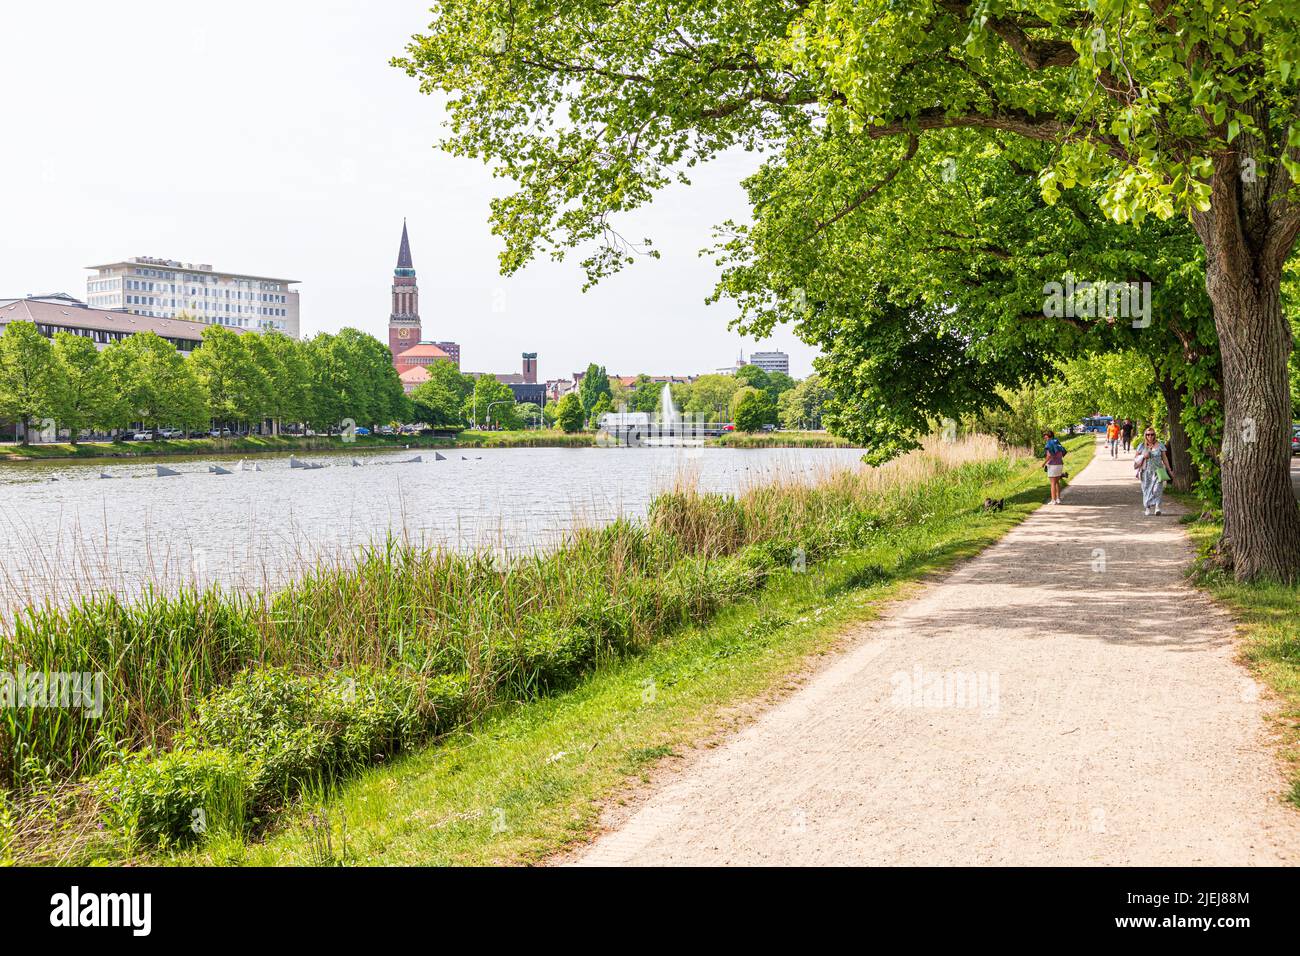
569,438,1300,866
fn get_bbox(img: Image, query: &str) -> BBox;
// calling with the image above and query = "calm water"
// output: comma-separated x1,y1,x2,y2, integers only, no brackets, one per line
0,446,865,615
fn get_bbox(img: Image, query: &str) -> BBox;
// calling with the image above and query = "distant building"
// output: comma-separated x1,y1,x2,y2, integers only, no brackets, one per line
545,378,574,403
398,365,432,394
388,220,460,376
718,349,748,374
394,342,455,394
0,294,215,353
748,351,790,375
493,353,546,406
433,341,461,366
388,220,421,361
505,382,546,407
85,256,299,338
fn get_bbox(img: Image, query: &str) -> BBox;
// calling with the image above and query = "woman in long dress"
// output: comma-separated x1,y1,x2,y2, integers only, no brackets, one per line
1133,426,1174,516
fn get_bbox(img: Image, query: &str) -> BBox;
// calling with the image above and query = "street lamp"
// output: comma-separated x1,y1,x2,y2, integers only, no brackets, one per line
484,400,512,430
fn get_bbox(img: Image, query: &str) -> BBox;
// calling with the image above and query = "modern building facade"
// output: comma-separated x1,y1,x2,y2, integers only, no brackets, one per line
0,294,214,353
85,256,299,337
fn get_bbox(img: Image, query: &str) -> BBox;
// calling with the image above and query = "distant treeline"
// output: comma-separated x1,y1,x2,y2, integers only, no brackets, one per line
0,321,408,441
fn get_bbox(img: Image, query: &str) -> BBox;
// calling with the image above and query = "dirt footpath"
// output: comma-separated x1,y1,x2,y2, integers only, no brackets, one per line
567,438,1300,866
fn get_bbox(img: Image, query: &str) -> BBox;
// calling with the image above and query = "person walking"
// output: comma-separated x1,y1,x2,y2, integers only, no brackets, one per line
1133,426,1174,516
1120,418,1135,453
1106,418,1122,458
1042,430,1067,505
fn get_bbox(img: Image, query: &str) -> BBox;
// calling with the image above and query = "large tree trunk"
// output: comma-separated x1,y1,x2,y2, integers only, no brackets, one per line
1205,264,1300,581
1157,373,1195,493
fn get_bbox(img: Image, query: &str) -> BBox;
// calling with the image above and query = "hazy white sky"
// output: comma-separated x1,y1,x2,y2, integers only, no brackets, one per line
0,1,819,380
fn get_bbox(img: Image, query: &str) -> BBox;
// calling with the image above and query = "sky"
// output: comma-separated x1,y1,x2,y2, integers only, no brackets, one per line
0,1,819,381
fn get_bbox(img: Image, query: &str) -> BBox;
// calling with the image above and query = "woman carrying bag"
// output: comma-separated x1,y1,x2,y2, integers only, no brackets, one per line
1133,426,1174,516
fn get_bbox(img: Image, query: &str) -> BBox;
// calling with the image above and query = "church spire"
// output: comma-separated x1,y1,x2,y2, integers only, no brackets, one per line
395,219,414,275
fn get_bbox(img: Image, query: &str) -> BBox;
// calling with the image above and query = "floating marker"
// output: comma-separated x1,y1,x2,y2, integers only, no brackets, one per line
433,452,447,461
289,456,307,469
351,459,363,467
156,465,181,477
99,470,113,479
209,465,233,475
401,455,422,464
461,456,469,461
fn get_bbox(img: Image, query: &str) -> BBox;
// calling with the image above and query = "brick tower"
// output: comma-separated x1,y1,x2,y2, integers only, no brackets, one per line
388,219,420,362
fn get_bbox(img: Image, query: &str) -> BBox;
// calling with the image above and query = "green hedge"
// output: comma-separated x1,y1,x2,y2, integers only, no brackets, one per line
96,667,468,847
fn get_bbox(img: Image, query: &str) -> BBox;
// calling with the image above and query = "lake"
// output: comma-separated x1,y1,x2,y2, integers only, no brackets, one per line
0,445,865,617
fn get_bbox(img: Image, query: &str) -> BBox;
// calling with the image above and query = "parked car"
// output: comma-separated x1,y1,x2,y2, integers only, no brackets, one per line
377,425,395,436
1291,425,1300,456
158,428,184,439
354,426,371,436
131,430,154,441
208,428,232,438
722,424,736,432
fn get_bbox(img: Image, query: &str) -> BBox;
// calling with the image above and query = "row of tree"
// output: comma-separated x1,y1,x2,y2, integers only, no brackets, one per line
0,321,408,441
402,0,1300,579
542,361,828,433
0,318,834,442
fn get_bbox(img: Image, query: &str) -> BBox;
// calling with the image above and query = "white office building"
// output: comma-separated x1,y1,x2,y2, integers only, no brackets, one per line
85,256,300,338
748,350,790,375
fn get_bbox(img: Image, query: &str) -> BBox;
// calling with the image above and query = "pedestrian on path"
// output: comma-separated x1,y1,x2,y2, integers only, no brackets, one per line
1042,430,1067,505
1106,418,1122,458
1121,418,1135,452
1133,426,1174,515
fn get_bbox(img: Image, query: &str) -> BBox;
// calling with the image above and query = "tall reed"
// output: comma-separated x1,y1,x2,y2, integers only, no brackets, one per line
1,436,1010,791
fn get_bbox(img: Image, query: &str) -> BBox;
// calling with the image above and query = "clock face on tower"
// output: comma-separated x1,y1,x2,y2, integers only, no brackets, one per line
398,327,411,339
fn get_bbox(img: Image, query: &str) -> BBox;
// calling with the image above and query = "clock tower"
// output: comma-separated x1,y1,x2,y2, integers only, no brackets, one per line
388,219,420,361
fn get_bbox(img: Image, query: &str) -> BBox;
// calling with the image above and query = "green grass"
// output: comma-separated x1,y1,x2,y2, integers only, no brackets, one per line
2,433,1090,863
171,434,1093,866
0,430,593,462
710,430,854,448
1185,516,1300,807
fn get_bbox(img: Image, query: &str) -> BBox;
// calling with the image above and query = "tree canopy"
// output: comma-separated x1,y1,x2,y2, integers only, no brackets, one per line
399,0,1300,579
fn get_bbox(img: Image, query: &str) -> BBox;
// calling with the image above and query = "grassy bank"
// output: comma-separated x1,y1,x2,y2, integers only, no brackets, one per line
710,430,853,448
192,434,1091,866
0,430,594,462
0,433,1089,864
1186,518,1300,807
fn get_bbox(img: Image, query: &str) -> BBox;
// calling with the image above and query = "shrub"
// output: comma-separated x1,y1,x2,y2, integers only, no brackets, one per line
97,667,469,846
96,747,252,849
